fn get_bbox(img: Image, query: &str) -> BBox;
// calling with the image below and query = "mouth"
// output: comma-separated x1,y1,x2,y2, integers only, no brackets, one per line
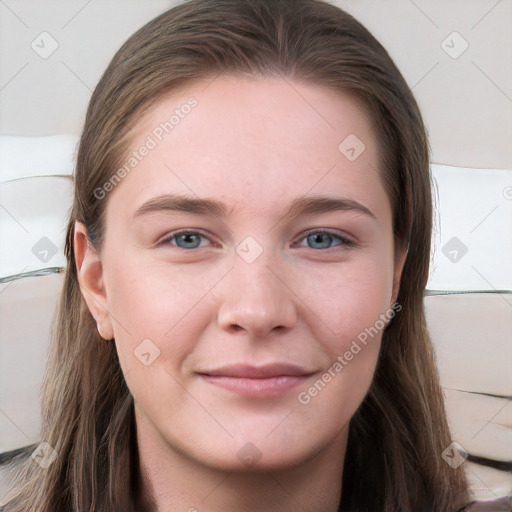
197,363,317,398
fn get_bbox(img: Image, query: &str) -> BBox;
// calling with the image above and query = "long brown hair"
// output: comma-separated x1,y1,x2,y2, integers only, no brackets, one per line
2,1,468,510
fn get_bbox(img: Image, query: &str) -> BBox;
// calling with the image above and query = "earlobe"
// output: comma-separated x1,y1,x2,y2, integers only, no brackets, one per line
73,221,114,340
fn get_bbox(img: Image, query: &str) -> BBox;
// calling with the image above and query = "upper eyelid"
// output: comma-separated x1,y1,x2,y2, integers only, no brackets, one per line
297,228,352,239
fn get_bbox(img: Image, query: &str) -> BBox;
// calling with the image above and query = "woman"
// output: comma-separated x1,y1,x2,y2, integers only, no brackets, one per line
2,0,502,510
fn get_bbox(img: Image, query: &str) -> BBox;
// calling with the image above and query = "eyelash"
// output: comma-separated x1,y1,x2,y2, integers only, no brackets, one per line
159,230,217,250
159,229,356,251
293,229,356,250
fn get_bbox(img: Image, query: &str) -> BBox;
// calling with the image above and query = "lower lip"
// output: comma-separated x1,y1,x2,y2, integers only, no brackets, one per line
200,375,312,398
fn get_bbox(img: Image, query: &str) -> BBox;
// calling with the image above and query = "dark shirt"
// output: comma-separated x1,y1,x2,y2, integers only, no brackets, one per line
1,498,511,511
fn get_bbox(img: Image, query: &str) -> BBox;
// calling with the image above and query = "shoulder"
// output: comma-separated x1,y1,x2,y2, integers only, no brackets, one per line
458,496,512,511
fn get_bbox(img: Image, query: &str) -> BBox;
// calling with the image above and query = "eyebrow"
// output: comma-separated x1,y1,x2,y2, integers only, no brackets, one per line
283,195,376,221
133,194,230,220
132,193,376,222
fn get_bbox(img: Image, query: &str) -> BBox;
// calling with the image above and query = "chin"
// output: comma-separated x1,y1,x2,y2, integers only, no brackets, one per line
188,434,330,475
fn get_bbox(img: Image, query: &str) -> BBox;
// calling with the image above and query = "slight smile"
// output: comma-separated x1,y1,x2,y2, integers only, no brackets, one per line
197,364,318,399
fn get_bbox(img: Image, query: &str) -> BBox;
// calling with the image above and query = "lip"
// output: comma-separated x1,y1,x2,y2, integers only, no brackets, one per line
197,363,317,398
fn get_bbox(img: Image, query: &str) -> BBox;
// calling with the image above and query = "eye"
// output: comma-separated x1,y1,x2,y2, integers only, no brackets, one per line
294,230,355,250
160,230,212,249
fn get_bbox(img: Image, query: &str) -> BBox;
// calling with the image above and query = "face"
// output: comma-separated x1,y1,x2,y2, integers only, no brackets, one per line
76,75,406,473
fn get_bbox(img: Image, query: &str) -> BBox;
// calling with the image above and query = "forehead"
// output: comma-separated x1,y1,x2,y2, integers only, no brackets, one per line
104,75,388,223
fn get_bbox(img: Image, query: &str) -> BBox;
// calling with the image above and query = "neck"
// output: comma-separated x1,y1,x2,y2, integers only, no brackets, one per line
134,416,347,512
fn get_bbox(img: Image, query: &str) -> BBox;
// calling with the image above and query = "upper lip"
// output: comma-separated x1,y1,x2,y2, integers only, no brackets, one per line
198,363,316,379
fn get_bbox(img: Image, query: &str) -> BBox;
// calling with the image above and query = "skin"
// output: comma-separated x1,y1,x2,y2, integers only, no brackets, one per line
75,75,407,512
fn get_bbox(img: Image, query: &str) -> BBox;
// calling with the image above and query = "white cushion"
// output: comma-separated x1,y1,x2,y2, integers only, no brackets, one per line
428,164,512,292
0,135,76,279
425,293,512,396
0,177,71,278
0,134,78,181
0,273,62,453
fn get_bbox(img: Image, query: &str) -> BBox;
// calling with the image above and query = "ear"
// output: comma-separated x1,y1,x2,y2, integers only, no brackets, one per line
74,221,114,340
391,243,408,306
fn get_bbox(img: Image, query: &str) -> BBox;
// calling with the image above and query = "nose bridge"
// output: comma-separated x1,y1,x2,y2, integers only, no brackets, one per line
216,246,297,336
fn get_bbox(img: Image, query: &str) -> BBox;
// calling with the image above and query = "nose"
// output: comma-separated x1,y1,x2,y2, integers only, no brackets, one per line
216,253,298,338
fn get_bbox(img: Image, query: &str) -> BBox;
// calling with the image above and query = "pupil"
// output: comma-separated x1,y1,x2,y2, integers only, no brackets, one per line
180,234,199,247
309,233,330,248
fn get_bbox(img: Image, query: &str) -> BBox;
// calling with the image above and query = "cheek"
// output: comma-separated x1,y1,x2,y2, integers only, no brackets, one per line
293,255,394,348
292,260,390,422
105,255,202,330
103,257,222,369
